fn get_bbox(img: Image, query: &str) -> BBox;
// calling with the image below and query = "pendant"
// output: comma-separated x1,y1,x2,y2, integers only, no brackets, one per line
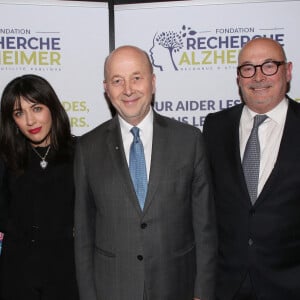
40,160,48,169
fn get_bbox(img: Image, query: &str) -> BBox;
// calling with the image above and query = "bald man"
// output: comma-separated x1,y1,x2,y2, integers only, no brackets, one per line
203,37,300,300
74,45,217,300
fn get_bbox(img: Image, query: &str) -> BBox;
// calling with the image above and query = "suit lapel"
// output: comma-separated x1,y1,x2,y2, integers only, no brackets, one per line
143,113,168,214
256,99,300,205
225,105,253,207
107,116,142,214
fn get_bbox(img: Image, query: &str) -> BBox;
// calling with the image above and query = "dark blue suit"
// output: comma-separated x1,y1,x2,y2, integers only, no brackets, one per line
203,98,300,300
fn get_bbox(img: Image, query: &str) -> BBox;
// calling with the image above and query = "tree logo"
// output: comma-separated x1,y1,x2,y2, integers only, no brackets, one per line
149,25,197,71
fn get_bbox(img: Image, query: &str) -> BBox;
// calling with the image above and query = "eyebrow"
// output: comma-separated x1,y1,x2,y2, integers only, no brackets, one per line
112,71,143,77
13,102,39,111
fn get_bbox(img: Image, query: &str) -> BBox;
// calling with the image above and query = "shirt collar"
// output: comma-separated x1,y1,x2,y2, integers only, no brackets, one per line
243,97,288,125
119,107,153,137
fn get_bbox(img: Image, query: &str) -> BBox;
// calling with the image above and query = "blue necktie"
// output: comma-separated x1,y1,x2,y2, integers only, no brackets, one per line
129,127,147,209
242,114,267,204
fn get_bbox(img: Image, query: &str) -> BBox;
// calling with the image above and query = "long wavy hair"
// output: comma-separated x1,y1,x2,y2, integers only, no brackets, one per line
0,74,73,173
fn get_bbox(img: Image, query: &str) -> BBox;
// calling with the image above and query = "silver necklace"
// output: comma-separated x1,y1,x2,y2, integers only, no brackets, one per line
32,145,51,169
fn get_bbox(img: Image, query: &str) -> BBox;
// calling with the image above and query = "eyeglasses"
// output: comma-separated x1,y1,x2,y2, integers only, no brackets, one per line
237,60,285,78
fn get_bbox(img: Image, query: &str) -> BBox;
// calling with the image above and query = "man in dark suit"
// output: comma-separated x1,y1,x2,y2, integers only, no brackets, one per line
203,37,300,300
74,45,217,300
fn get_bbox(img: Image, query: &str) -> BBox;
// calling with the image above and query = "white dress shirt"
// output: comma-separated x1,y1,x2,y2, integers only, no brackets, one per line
239,98,288,196
119,108,153,180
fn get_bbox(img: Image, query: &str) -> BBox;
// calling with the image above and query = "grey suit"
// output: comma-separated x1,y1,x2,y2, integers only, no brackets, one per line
74,112,217,300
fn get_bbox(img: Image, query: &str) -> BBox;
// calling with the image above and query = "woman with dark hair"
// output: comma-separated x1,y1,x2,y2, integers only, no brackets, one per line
0,74,79,300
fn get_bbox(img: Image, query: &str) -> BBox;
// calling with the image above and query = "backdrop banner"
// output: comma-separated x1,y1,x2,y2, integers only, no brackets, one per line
115,0,300,129
0,0,111,137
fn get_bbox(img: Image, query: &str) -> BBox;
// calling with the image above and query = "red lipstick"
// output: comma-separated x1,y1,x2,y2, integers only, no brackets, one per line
29,127,42,134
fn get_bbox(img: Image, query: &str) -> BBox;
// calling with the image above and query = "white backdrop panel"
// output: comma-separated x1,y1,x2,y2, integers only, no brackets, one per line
0,0,111,136
115,0,300,129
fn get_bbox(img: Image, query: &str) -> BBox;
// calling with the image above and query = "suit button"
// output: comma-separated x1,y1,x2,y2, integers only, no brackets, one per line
141,223,147,229
137,255,143,261
249,208,255,216
248,238,253,246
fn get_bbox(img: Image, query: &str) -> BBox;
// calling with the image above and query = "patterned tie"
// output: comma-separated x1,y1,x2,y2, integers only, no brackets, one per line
129,127,147,209
242,114,268,204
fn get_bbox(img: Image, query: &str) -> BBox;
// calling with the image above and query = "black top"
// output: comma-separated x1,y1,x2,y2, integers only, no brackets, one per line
1,145,75,242
0,160,6,230
0,142,79,299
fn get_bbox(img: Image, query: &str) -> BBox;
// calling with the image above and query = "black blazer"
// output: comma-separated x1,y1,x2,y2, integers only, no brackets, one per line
203,98,300,300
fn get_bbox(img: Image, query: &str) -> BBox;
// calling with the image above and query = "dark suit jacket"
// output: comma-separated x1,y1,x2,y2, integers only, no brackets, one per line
203,98,300,300
74,112,217,300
